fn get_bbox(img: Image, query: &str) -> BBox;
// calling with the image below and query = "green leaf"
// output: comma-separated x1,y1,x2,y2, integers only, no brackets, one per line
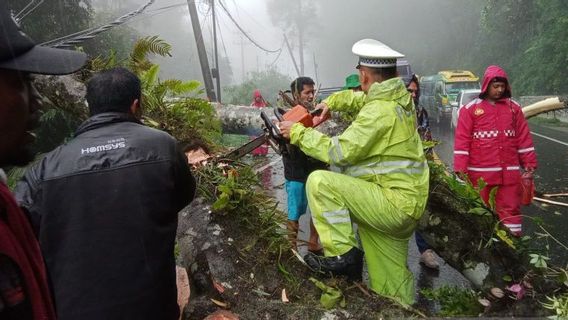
141,64,160,89
488,186,498,210
468,207,491,216
212,193,230,211
217,184,232,195
476,177,487,192
503,275,512,282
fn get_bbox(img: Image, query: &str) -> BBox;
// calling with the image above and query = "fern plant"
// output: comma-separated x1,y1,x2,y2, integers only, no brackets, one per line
90,36,221,147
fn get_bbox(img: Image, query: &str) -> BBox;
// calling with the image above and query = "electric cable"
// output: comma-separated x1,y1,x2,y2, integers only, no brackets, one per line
41,0,156,48
217,0,281,54
216,10,230,59
268,39,285,68
17,0,45,21
15,0,37,19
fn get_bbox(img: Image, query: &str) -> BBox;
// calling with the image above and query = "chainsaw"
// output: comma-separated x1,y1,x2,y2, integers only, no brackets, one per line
223,106,325,160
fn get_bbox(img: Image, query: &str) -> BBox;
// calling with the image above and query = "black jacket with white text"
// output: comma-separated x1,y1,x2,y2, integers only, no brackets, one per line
15,112,196,320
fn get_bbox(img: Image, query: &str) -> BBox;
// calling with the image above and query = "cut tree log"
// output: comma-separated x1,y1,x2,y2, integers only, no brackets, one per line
521,96,567,119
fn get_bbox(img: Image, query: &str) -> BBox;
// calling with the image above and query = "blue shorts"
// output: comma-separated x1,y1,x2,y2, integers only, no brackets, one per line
285,180,308,221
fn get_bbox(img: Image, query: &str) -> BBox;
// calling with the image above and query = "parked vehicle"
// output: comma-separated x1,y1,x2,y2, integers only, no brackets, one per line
451,89,481,128
420,70,480,117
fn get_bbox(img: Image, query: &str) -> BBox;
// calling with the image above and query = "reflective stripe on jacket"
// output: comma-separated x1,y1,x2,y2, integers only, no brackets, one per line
453,98,537,185
290,78,429,219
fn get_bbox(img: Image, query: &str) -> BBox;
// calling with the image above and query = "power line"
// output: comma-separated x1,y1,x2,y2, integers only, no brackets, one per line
41,0,156,48
145,3,186,13
217,0,281,54
16,0,45,21
268,39,285,68
197,0,211,16
15,0,38,19
216,9,230,59
226,0,267,31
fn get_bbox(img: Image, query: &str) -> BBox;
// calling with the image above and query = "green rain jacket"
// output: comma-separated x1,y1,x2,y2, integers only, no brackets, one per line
290,78,429,218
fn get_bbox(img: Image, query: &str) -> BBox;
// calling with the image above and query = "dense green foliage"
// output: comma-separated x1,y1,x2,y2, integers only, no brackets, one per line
7,0,92,43
447,0,568,95
422,286,483,316
93,36,222,147
196,163,288,256
6,1,138,60
223,68,292,106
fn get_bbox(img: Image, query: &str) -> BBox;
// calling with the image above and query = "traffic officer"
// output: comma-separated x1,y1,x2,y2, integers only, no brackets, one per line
278,39,429,305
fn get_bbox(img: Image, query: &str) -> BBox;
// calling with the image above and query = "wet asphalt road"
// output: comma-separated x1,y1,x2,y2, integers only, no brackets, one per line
430,111,568,264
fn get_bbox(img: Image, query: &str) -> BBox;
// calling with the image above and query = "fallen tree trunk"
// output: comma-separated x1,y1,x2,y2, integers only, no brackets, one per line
522,96,567,119
37,75,567,316
212,103,272,135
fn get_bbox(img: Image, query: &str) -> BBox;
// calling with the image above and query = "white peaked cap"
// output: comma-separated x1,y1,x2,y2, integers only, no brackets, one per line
352,39,404,68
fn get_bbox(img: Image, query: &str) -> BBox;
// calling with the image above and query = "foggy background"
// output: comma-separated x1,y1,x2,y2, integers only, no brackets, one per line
88,0,484,87
12,0,566,100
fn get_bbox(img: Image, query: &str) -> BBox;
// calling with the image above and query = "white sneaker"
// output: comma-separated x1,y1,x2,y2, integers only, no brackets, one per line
420,249,440,269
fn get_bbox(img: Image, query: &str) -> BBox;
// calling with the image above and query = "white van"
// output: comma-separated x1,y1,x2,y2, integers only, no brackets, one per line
451,89,481,128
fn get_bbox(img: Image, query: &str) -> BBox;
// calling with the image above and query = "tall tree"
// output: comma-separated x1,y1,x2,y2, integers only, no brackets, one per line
266,0,319,75
476,0,568,95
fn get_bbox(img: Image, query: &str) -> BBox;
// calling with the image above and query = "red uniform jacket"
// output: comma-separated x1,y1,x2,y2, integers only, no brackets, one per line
453,66,537,185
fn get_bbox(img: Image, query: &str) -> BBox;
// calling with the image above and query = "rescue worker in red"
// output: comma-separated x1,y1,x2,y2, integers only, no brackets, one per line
250,89,269,155
250,89,268,108
453,65,537,235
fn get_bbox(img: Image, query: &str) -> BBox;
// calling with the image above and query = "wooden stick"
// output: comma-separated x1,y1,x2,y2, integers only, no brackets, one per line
533,197,568,207
353,281,372,298
542,193,568,198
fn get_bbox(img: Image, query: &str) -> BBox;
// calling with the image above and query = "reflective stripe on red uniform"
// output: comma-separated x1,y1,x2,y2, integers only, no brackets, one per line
453,98,537,185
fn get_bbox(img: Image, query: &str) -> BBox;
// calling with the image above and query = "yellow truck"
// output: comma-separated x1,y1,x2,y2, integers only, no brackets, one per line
420,70,480,116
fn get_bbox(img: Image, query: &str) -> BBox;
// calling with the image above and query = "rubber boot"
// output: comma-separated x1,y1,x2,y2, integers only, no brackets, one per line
287,220,299,250
303,247,364,282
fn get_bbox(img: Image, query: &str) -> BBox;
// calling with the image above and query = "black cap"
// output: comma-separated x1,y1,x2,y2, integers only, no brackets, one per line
0,2,86,75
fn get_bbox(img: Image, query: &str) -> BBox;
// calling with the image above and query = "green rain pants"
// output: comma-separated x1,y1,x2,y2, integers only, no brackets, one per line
306,170,418,305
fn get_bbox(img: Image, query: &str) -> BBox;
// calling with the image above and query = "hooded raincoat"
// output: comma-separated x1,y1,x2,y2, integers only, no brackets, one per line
453,65,537,234
290,77,429,305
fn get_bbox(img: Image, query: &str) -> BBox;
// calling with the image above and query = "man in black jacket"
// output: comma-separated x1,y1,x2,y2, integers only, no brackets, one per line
283,77,326,253
14,68,196,320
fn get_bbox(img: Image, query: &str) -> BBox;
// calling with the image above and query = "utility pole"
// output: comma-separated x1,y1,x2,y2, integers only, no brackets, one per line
283,33,301,77
297,0,304,75
313,52,319,84
211,0,221,102
187,0,216,102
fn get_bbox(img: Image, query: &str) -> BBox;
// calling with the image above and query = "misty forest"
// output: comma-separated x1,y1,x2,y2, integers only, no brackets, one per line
5,0,568,319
